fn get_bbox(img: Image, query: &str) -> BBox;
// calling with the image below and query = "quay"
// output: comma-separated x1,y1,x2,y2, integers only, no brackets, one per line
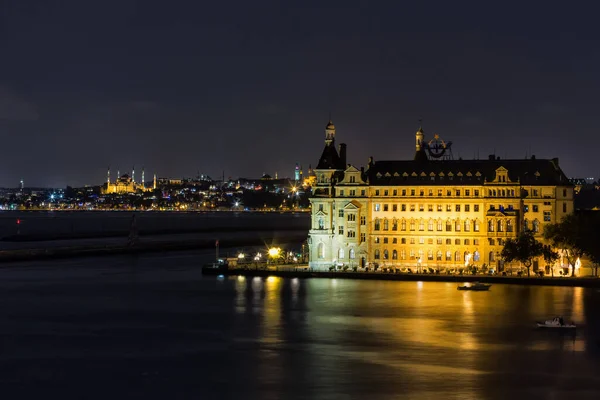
202,265,600,288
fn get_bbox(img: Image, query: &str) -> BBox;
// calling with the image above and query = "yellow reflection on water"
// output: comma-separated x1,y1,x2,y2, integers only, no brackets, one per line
263,276,282,344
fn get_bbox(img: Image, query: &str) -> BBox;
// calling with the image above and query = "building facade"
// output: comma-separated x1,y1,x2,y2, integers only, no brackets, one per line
308,121,574,272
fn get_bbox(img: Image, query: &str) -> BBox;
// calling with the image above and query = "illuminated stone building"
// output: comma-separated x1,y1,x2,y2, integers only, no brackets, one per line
308,121,574,272
102,167,150,194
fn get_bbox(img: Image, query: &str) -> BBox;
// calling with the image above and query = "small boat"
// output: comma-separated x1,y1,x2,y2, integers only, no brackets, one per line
536,317,576,330
457,282,491,291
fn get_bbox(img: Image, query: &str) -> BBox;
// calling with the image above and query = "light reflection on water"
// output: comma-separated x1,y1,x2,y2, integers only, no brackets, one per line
231,277,600,399
2,257,600,399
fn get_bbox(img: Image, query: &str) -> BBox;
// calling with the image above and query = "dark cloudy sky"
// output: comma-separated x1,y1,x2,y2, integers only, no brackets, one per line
1,0,599,187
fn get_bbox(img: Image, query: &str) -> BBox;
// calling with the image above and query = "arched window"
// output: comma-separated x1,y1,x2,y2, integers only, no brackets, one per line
338,248,344,259
374,249,380,259
473,251,480,262
506,220,513,232
392,219,398,231
349,249,355,259
318,243,325,259
446,251,452,261
533,220,539,233
497,220,503,232
455,220,461,231
464,251,469,261
374,219,380,231
383,219,389,230
428,220,434,231
437,220,443,231
410,221,415,231
474,220,480,232
418,249,424,261
428,250,433,260
401,220,406,231
455,251,461,261
488,220,494,232
446,220,452,231
436,250,442,261
419,220,425,231
455,238,461,245
489,251,496,262
400,249,406,260
318,218,324,230
383,249,389,259
392,249,398,260
464,220,470,232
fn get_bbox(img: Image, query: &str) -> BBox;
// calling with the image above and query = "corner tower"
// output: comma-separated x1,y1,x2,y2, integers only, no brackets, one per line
309,120,347,270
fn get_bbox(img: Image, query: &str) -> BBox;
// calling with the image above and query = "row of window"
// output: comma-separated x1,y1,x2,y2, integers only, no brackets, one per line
374,203,481,212
373,237,505,246
373,218,485,232
374,236,491,245
370,249,499,262
370,188,567,198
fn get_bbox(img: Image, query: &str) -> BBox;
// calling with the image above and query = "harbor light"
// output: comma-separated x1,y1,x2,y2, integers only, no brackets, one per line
268,247,281,258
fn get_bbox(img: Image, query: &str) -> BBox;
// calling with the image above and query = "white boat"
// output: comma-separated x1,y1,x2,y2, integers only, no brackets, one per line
536,317,576,329
457,282,491,291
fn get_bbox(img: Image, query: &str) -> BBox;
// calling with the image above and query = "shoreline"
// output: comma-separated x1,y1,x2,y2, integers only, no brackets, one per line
202,267,600,288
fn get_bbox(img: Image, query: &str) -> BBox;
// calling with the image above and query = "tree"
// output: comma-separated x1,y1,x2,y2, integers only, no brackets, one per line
543,213,585,275
501,230,544,277
542,245,560,277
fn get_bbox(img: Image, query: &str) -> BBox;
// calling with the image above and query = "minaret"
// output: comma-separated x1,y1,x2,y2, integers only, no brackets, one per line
325,120,335,146
141,167,145,189
117,169,120,179
107,167,111,190
20,179,24,191
294,163,300,181
275,171,278,179
132,166,135,183
153,173,157,190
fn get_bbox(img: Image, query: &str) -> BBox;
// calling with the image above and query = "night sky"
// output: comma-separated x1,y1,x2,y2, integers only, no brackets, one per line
1,0,599,187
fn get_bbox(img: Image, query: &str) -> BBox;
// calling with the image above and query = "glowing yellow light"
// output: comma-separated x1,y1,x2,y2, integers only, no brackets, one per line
238,253,245,259
268,247,281,257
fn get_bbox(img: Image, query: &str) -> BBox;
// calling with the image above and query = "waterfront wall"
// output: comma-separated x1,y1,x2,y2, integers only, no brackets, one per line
202,266,600,288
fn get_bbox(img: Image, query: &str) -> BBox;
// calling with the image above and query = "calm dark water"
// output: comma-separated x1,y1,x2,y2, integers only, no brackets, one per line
1,251,599,399
0,211,310,237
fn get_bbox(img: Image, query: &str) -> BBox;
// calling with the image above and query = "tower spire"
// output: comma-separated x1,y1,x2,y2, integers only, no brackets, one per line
153,173,157,190
325,119,335,145
107,166,110,187
142,167,145,189
132,165,135,183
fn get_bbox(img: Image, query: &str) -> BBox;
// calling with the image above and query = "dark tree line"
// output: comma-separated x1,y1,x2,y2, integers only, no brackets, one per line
501,212,600,277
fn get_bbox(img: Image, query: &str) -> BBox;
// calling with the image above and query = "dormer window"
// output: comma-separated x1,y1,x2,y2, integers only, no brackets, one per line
349,176,356,183
495,167,509,183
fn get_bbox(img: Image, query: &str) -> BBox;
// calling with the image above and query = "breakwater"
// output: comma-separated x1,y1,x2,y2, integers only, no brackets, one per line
202,266,600,288
0,232,307,263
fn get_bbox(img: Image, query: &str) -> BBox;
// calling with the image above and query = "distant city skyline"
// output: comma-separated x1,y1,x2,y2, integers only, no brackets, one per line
2,1,600,187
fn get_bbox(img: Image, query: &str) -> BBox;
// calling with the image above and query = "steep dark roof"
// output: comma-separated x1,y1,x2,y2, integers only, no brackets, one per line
367,158,570,186
414,149,428,162
316,143,344,170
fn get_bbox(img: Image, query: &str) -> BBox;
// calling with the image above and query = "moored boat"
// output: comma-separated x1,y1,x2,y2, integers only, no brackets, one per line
457,282,491,291
536,316,576,329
